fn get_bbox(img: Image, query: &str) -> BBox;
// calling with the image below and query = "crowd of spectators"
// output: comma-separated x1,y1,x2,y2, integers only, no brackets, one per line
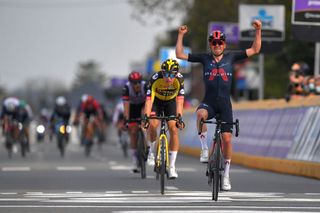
286,61,320,102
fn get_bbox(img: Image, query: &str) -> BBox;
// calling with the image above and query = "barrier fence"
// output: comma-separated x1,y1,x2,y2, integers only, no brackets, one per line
179,96,320,179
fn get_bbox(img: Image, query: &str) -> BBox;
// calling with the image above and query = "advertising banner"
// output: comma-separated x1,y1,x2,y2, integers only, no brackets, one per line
159,46,191,72
292,0,320,25
239,4,285,41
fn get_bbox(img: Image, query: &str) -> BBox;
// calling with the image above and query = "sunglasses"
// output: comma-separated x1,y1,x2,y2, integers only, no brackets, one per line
132,81,141,85
163,72,176,78
211,40,224,46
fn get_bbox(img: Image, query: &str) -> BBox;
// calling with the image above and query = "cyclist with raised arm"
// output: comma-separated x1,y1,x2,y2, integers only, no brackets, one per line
143,59,185,179
122,71,148,173
176,20,262,190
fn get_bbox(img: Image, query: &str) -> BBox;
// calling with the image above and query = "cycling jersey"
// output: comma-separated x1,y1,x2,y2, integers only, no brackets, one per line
188,51,247,101
122,81,147,105
80,99,102,118
189,51,247,133
146,71,185,102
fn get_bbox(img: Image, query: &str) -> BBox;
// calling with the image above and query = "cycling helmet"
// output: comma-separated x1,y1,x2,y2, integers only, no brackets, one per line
86,95,94,104
81,94,88,102
19,100,27,108
6,101,17,112
161,59,180,73
55,96,67,106
208,30,226,42
128,71,142,83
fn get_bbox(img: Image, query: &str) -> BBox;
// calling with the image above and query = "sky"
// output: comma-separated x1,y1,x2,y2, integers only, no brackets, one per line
0,0,183,91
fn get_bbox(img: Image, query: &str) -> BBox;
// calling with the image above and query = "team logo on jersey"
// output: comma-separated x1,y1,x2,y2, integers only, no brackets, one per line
176,73,183,78
152,73,158,80
180,89,185,95
208,68,229,81
146,89,151,95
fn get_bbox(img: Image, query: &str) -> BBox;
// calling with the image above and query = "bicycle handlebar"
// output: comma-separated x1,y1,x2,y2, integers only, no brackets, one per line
199,118,239,137
144,115,185,130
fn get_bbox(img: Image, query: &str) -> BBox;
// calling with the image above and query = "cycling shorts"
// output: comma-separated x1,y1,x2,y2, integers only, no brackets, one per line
129,103,144,121
151,98,176,117
197,98,233,133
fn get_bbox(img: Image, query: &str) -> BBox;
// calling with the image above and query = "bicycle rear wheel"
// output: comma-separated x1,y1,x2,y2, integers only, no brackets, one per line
160,137,166,195
137,130,146,179
212,137,221,201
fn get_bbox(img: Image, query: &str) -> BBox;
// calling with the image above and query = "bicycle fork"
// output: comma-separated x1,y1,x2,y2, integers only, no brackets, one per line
156,134,169,170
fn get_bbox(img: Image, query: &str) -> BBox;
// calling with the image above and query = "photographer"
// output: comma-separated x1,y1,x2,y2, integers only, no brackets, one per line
286,62,305,101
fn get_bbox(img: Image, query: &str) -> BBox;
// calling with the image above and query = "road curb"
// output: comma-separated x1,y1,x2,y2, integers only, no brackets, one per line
179,146,320,180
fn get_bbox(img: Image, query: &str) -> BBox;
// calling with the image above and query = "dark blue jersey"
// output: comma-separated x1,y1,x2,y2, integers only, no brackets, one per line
188,51,247,101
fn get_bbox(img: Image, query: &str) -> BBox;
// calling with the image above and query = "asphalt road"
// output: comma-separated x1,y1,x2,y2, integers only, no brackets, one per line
0,126,319,213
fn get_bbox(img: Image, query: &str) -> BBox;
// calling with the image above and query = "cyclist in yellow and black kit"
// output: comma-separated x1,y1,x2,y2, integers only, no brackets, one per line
143,59,185,179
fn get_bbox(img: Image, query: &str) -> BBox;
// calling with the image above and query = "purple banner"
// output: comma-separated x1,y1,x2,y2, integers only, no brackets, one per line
294,0,320,12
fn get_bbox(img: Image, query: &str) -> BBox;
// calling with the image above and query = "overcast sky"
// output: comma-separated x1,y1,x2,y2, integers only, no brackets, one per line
0,0,182,91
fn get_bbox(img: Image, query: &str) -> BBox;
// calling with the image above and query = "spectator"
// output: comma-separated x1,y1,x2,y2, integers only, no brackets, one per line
315,76,320,95
286,62,305,101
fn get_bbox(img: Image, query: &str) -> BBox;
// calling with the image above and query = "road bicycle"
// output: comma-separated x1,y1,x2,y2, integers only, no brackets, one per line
199,115,239,201
128,118,148,179
147,113,184,195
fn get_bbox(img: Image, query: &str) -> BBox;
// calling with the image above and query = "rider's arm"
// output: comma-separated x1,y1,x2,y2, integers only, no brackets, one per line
122,84,130,120
175,25,189,60
246,19,262,57
176,73,185,116
144,80,153,117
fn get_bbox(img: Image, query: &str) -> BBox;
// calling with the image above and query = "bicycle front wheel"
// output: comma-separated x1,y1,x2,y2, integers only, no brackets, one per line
137,130,146,179
160,136,166,195
212,138,221,201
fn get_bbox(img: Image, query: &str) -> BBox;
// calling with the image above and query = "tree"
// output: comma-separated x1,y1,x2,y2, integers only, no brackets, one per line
72,60,107,89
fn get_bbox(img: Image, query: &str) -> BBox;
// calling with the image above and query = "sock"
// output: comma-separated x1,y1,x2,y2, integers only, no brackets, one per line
224,159,231,177
148,141,156,153
131,149,138,166
198,131,208,150
169,151,177,168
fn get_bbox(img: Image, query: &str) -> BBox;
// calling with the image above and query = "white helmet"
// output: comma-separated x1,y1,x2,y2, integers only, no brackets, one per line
55,96,67,106
81,94,88,102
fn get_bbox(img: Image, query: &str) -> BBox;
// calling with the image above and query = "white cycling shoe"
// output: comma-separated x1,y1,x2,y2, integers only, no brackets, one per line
147,152,155,166
168,167,178,179
222,176,232,191
200,149,209,163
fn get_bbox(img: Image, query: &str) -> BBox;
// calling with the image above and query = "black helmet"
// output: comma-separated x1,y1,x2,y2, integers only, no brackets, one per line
208,30,226,42
161,59,180,73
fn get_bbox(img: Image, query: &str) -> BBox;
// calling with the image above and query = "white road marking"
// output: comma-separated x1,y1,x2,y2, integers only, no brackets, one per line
105,191,123,194
56,166,86,171
66,192,83,194
2,167,30,171
0,205,319,211
165,186,178,190
0,193,17,195
110,165,132,170
131,191,149,194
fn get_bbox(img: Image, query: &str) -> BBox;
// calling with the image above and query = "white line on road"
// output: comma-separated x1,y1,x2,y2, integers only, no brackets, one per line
56,166,86,171
0,205,319,211
165,186,178,190
2,167,30,171
0,192,17,195
131,191,149,194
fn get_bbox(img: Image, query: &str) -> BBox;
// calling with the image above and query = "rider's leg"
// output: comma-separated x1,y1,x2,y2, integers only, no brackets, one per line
221,132,232,176
129,124,139,171
196,108,209,162
168,120,179,168
148,119,159,152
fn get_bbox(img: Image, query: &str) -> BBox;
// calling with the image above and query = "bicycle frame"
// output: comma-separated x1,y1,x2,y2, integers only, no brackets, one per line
148,113,180,195
200,117,239,201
